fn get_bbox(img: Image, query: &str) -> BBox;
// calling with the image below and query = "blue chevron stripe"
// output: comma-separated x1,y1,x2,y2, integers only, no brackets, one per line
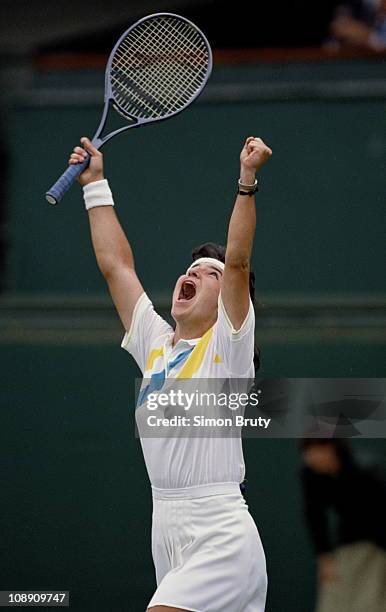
167,347,194,373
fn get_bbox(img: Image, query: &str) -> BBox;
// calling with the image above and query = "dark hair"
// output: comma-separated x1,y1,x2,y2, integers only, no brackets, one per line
191,242,261,371
299,438,353,467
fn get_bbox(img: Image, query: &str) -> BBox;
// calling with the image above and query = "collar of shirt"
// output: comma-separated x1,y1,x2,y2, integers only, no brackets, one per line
163,333,199,375
165,333,200,351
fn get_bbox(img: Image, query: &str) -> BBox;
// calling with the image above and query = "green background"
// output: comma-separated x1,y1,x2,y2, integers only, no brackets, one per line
2,344,385,611
1,59,385,611
6,100,385,295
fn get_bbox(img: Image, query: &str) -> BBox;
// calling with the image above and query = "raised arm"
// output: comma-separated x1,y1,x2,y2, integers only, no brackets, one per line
69,137,144,331
221,136,272,330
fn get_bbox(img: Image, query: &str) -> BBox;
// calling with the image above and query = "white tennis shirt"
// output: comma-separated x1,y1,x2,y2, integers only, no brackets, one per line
121,291,255,488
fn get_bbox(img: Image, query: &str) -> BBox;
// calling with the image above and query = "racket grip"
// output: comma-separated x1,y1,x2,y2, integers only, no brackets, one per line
45,156,90,205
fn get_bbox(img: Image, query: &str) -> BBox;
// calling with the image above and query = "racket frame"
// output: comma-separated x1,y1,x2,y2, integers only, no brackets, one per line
45,13,212,205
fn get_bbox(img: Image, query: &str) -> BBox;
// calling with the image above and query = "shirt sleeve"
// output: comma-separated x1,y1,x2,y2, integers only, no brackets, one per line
213,291,255,376
121,292,172,374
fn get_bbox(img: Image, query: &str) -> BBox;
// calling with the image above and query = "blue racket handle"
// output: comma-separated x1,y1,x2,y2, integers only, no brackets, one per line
45,156,90,205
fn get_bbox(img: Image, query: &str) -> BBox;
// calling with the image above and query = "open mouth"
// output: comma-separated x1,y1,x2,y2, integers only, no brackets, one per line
178,280,196,301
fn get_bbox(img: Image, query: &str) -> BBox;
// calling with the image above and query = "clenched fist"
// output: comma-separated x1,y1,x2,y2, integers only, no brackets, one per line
240,136,272,184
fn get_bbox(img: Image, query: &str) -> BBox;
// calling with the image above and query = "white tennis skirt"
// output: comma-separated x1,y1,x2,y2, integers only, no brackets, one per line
147,482,267,612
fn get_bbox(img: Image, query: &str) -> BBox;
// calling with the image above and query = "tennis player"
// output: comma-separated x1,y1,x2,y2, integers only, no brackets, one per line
69,135,272,612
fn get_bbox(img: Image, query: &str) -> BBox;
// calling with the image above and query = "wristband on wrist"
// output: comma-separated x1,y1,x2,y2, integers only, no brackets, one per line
237,177,258,196
83,179,114,210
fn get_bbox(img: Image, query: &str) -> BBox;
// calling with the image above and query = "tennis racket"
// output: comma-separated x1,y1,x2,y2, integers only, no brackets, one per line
45,13,212,205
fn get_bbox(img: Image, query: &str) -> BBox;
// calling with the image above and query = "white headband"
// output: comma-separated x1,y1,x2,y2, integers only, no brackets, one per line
186,257,225,274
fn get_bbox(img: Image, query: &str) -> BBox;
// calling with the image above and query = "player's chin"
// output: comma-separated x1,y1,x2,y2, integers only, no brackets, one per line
171,297,195,318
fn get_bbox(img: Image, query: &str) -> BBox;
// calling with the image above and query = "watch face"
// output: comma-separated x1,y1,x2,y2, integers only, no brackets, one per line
238,189,256,196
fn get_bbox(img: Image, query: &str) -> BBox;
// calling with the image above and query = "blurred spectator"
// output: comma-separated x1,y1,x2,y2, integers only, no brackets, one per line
299,439,386,612
327,0,386,50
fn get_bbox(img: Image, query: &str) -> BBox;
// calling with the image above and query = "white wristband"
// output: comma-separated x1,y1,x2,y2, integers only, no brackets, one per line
83,179,114,210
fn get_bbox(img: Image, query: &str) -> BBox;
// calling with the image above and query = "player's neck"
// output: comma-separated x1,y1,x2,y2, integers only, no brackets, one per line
173,320,212,346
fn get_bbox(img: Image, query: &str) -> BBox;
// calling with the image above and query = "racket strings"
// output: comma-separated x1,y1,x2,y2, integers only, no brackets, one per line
116,22,205,100
116,19,207,89
112,21,206,116
110,15,210,120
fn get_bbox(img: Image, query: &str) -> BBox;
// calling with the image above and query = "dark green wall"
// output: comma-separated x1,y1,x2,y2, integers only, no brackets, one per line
2,61,385,611
2,342,385,611
5,99,385,296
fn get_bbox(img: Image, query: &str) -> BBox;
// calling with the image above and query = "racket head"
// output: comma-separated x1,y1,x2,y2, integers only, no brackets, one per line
105,13,212,124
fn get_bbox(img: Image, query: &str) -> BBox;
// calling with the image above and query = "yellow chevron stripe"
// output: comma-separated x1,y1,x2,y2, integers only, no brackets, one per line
176,327,214,379
145,347,164,371
214,353,222,363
